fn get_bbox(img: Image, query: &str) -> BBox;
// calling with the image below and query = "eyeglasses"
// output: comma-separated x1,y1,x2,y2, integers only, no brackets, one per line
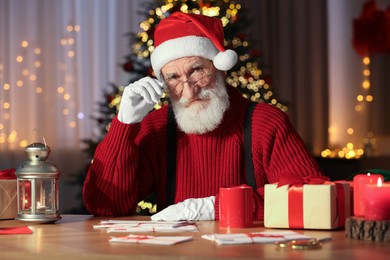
163,70,211,90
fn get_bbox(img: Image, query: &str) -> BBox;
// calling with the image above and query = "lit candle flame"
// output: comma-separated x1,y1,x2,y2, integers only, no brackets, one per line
377,178,383,187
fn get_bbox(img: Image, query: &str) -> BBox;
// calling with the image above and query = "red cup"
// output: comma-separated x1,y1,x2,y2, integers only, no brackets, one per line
219,185,253,228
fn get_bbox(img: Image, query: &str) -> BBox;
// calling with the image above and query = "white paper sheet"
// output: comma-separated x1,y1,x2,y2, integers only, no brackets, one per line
202,231,314,245
109,234,193,246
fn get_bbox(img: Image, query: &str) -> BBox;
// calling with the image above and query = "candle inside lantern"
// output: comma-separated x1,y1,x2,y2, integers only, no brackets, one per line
36,201,47,213
353,173,384,216
364,178,390,221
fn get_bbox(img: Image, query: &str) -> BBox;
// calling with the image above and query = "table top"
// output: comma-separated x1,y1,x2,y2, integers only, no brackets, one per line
0,214,389,260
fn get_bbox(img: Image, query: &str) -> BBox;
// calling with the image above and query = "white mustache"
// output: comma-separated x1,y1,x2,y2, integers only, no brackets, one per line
178,88,211,107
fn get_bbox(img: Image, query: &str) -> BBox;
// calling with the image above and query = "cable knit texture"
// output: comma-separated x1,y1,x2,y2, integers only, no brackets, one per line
82,85,324,220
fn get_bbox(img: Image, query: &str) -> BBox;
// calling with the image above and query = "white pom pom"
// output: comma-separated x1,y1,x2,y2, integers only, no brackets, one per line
213,49,238,71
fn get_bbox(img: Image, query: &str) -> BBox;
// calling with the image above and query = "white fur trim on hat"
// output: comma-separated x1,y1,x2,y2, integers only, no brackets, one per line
151,36,218,80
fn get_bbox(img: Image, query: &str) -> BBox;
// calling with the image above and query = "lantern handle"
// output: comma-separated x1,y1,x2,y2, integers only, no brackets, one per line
30,129,47,148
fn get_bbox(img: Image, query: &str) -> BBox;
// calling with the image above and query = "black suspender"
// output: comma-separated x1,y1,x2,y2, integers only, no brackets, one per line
244,102,257,190
166,102,257,206
166,105,177,206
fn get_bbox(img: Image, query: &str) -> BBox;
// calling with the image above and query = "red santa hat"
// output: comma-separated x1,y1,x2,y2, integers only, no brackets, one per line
151,12,238,80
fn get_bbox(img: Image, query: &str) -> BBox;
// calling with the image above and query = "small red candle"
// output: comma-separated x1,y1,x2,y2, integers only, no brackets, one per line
364,178,390,221
353,173,384,216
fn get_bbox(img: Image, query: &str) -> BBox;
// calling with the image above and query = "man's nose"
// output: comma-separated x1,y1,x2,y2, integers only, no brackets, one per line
181,81,199,100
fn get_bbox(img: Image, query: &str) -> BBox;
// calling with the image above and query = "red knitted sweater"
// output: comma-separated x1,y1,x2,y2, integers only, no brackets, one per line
82,86,324,220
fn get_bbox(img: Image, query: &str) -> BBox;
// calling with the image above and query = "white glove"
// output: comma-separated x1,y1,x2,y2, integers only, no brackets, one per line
151,196,215,221
118,76,165,124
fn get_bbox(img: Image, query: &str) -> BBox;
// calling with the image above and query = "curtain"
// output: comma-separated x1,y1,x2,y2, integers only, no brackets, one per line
0,0,141,176
370,54,390,136
240,0,329,155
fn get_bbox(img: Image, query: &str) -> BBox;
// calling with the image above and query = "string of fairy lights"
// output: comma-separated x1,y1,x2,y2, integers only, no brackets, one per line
0,24,81,149
321,56,375,159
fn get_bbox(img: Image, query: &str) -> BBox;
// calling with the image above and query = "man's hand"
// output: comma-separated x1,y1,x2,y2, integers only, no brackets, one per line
151,196,215,221
118,77,165,124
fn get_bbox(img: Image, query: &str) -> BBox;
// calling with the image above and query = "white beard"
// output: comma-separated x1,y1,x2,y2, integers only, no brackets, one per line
171,72,230,134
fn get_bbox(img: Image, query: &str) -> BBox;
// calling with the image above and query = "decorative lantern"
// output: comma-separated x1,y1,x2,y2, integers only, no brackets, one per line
15,142,61,223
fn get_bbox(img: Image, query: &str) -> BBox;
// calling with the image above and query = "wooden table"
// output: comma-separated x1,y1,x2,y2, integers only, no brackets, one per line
0,215,389,260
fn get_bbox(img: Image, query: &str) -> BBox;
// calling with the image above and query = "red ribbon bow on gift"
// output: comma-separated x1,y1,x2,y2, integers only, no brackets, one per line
0,168,16,180
277,174,330,188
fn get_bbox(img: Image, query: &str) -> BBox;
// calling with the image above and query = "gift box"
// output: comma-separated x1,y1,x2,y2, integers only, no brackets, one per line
0,168,17,220
264,175,351,230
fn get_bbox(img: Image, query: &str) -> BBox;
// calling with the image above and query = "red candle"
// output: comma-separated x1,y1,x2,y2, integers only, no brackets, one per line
353,173,384,216
364,178,390,221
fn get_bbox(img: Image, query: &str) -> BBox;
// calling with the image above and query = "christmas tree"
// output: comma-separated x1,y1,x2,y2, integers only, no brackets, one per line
69,0,286,214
